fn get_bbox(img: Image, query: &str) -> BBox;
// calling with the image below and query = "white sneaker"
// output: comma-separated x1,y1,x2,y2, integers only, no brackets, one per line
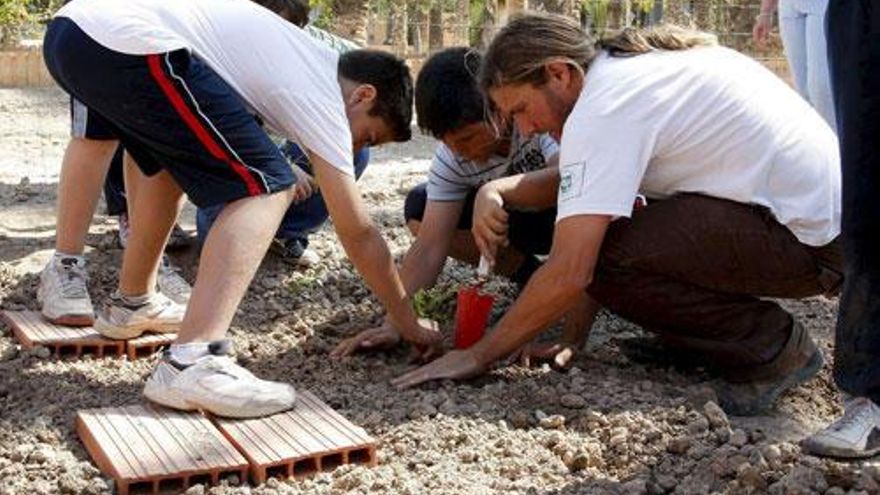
144,352,296,418
37,256,94,326
157,256,191,305
94,291,185,340
803,396,880,458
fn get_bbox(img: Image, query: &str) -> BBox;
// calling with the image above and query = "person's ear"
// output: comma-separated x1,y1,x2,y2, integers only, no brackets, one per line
349,84,377,108
545,61,572,90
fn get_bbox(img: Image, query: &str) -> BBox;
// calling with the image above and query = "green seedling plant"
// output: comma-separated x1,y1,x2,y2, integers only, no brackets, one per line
412,283,459,327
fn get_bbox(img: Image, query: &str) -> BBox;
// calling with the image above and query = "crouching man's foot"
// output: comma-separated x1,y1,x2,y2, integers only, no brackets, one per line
94,291,185,340
715,323,823,416
802,397,880,459
144,340,296,418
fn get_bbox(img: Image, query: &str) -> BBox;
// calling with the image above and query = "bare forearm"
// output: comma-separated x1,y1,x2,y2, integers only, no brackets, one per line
470,260,588,365
490,167,560,210
339,225,417,330
398,242,448,296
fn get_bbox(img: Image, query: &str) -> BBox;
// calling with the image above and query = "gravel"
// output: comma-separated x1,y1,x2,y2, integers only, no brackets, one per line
1,87,878,495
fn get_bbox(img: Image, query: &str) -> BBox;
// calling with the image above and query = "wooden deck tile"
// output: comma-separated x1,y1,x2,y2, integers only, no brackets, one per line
1,310,125,358
212,390,377,483
76,404,249,495
126,333,177,360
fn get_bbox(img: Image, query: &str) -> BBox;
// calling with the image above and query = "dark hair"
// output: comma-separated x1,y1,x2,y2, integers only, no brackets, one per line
250,0,309,27
415,47,485,139
339,49,414,142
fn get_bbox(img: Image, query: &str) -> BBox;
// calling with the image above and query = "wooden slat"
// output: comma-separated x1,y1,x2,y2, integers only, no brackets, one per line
1,310,124,357
76,405,248,493
212,389,377,483
126,333,176,360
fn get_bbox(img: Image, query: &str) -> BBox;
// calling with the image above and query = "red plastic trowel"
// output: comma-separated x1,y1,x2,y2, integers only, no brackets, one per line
454,257,495,349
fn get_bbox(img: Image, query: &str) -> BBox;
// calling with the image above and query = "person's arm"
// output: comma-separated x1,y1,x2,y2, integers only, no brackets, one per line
398,199,467,295
391,213,611,388
331,199,466,357
310,153,440,348
471,163,561,265
753,0,778,46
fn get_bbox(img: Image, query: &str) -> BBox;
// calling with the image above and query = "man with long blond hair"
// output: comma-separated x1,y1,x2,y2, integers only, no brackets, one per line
393,13,842,417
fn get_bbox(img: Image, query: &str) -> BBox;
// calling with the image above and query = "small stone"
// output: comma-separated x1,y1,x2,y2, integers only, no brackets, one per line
508,410,530,428
33,346,51,359
703,401,730,429
687,416,710,435
824,488,845,495
620,478,648,495
656,474,677,491
10,445,32,462
184,485,205,495
761,444,781,462
535,409,548,421
729,429,748,447
57,473,84,494
539,414,566,429
736,464,768,491
568,453,593,472
28,447,54,464
560,394,587,409
667,436,692,455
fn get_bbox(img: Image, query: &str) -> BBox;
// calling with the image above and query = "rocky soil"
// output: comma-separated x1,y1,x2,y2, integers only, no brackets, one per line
1,88,878,495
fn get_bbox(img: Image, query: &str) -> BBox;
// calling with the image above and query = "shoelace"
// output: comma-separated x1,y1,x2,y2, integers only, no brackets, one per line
203,356,254,379
58,261,89,299
831,398,878,432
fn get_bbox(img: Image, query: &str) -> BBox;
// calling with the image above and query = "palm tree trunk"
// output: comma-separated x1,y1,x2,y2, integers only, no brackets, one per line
332,0,370,45
455,0,470,45
429,3,444,52
389,0,408,55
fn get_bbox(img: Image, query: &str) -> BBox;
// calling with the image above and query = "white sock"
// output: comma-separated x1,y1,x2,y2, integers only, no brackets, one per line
169,342,211,365
111,290,151,307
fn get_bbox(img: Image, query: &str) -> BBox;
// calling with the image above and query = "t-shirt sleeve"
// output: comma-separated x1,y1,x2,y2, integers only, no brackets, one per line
425,144,472,201
538,133,560,163
556,113,655,221
268,89,354,176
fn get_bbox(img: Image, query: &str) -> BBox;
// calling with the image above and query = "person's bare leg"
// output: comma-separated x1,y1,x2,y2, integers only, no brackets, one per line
176,189,292,343
117,168,184,296
55,138,119,254
122,152,142,221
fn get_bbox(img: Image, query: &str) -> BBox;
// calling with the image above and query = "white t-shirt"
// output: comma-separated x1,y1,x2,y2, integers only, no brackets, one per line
56,0,354,175
427,132,558,201
557,47,840,246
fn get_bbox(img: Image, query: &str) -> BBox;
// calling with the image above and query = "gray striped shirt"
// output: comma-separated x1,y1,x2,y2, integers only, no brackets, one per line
426,132,559,201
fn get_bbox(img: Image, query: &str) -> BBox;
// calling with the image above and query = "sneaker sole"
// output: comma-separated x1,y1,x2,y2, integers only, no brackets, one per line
94,321,181,340
145,387,296,418
187,390,298,418
801,439,880,459
42,313,95,327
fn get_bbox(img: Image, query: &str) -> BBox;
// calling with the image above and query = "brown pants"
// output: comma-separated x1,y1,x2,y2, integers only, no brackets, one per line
588,194,842,380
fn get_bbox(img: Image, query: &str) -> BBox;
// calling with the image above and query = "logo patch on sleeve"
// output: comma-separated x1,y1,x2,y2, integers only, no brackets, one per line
559,161,586,202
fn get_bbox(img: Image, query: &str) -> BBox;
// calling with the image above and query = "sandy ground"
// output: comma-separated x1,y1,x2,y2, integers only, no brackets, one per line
1,87,879,495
